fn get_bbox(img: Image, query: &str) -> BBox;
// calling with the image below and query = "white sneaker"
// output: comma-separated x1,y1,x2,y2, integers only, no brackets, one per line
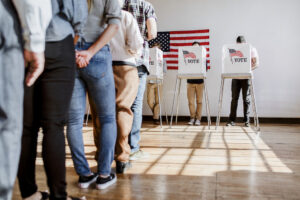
194,119,201,126
188,118,195,125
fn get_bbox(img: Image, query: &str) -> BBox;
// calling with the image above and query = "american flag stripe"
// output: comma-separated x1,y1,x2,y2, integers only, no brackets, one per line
149,29,210,70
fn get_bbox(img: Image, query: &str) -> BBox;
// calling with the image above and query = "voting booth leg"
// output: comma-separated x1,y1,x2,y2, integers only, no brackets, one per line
85,106,90,126
170,77,179,127
175,78,182,125
163,94,169,125
216,77,225,129
250,79,260,132
203,79,211,130
156,81,163,128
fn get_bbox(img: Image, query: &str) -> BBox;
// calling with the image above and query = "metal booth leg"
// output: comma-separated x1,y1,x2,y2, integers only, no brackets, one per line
249,78,260,132
216,77,225,129
203,78,211,130
156,78,163,128
175,78,182,125
163,92,169,125
170,77,179,127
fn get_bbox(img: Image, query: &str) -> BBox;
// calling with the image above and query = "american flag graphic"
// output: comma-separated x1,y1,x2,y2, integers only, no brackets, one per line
149,29,210,70
228,49,244,58
182,50,196,59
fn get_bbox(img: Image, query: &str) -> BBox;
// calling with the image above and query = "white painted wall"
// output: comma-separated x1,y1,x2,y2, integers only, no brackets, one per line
142,0,300,118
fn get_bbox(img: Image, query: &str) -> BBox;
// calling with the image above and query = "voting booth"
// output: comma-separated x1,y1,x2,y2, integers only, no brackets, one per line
170,46,211,129
222,43,251,75
148,47,168,127
216,43,260,132
178,46,207,75
149,47,164,79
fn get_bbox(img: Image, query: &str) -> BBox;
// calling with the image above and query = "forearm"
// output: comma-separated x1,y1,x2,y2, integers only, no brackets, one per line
12,0,52,52
147,18,157,40
88,24,119,56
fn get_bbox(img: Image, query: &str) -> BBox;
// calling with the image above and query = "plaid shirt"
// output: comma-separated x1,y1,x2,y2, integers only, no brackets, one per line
123,0,157,70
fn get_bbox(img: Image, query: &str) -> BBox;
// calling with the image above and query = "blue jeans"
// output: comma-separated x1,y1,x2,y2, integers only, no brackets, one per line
129,67,148,153
67,43,117,176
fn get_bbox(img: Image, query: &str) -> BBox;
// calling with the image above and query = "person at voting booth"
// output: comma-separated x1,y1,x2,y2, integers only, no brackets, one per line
147,43,167,125
186,42,208,126
227,36,259,127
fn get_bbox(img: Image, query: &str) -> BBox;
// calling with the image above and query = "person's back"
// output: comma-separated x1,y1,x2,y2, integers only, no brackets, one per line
109,10,143,65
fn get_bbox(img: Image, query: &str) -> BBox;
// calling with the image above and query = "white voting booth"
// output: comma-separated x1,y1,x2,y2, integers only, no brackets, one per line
216,43,260,132
148,47,168,126
170,46,211,128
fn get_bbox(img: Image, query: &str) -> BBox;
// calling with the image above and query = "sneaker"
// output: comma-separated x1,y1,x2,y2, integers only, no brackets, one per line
129,150,150,161
116,161,132,174
96,173,117,190
188,118,195,125
40,191,49,200
226,121,235,126
78,173,98,189
194,119,201,126
245,122,250,127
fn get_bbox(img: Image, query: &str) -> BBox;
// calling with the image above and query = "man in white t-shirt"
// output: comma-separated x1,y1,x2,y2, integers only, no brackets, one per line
227,36,259,127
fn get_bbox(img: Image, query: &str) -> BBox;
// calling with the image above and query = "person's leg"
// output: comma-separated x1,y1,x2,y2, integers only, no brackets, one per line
67,75,91,176
187,83,196,119
18,83,41,199
129,68,147,154
114,65,139,163
89,94,101,160
229,79,242,122
147,83,155,116
83,45,116,176
153,83,162,120
195,83,204,121
241,79,251,123
0,2,24,199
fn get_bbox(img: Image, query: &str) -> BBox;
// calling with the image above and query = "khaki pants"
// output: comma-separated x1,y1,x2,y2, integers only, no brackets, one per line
147,83,163,120
187,83,204,120
92,65,139,162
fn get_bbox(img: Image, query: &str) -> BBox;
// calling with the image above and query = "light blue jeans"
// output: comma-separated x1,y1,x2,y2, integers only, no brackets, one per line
67,43,117,176
129,67,148,153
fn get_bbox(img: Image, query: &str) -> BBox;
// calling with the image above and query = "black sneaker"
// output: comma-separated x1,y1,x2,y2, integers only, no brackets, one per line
40,191,49,200
116,161,132,174
226,121,235,126
153,119,160,125
96,173,117,190
245,122,250,127
78,173,98,189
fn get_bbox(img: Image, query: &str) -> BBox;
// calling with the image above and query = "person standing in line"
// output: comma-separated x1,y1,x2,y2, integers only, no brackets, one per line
147,43,167,125
186,41,208,126
110,0,144,173
226,35,259,127
0,0,51,199
67,0,121,190
17,1,88,199
123,0,158,163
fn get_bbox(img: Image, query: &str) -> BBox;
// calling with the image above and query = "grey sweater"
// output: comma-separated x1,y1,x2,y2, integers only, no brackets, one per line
82,0,122,43
46,0,88,42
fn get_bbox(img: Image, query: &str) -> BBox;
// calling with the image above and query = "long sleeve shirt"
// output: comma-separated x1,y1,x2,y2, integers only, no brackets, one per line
12,0,52,52
110,10,143,67
82,0,121,43
46,0,88,42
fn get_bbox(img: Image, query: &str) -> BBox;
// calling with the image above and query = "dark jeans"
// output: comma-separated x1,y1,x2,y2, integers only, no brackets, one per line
18,35,75,200
229,79,251,123
0,0,24,199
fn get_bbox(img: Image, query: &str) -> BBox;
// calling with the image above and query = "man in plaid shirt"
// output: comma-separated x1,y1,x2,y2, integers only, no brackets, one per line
121,0,157,172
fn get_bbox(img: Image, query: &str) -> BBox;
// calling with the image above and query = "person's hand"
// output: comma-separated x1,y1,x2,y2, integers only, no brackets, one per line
24,50,45,87
76,50,93,68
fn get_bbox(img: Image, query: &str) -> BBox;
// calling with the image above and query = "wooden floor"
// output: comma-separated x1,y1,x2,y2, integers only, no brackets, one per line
13,122,300,200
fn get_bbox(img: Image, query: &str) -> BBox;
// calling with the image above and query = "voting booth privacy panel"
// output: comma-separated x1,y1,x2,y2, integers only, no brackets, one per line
178,46,206,75
222,43,251,74
149,47,164,79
